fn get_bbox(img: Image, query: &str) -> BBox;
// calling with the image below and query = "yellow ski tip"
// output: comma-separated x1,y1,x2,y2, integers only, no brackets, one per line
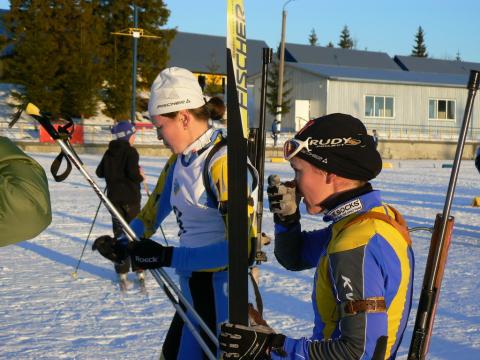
71,271,78,280
382,162,394,169
472,197,480,207
25,103,41,116
271,157,287,163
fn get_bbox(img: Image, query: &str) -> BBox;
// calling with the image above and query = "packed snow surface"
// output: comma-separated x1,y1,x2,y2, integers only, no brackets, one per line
1,153,479,359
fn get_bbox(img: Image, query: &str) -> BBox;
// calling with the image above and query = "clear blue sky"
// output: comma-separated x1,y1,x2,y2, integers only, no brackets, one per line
1,0,479,62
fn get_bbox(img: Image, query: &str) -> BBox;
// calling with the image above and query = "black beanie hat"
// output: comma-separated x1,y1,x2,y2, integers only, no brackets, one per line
293,113,382,181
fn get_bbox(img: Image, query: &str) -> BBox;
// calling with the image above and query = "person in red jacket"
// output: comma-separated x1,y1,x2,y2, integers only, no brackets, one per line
96,121,145,286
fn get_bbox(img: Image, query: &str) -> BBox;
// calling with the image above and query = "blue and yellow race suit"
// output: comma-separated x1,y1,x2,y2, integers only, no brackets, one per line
273,186,414,360
128,128,257,360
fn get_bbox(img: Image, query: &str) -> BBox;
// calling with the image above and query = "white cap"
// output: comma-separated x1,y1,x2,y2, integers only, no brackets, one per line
148,67,206,117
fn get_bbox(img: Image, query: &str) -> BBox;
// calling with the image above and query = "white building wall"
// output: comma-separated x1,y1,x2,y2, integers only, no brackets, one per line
251,67,479,140
277,68,328,131
326,80,479,140
251,67,328,132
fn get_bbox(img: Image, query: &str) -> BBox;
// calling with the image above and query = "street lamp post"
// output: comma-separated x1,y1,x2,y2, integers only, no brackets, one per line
111,4,161,124
276,0,295,127
131,4,139,124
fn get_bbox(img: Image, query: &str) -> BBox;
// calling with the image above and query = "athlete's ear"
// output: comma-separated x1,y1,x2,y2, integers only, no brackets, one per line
325,172,336,184
179,110,190,129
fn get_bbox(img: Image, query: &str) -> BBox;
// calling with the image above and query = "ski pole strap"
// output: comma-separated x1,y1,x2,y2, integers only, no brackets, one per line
248,269,264,317
342,206,412,246
49,118,76,182
340,297,386,317
247,303,268,326
50,150,72,182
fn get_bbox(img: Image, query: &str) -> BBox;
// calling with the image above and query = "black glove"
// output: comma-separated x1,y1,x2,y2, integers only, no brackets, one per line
129,238,173,270
267,174,300,225
92,235,129,264
219,322,286,359
93,236,173,270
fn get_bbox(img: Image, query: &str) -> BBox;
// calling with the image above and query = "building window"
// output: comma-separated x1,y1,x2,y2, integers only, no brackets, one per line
365,95,394,118
429,99,455,120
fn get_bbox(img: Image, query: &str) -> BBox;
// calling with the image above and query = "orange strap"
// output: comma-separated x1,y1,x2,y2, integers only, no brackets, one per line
342,297,386,316
342,206,412,246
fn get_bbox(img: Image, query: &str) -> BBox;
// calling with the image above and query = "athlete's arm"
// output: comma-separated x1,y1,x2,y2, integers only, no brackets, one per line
274,224,332,271
130,155,176,238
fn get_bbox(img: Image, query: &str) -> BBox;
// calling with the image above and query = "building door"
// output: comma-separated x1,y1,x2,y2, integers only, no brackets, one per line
295,100,310,131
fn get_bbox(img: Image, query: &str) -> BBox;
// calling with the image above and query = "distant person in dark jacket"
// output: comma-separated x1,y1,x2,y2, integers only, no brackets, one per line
271,119,281,147
475,146,480,174
96,121,145,284
372,129,379,149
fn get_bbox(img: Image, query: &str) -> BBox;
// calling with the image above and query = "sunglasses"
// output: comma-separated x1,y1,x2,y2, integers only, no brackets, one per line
283,137,311,161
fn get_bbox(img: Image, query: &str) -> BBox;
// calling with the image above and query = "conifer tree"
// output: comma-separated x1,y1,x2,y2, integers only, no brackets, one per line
60,0,104,117
266,61,291,117
99,1,175,120
327,41,334,48
5,1,106,116
5,1,65,112
308,28,318,46
4,1,174,119
338,25,353,49
135,2,176,89
98,2,132,120
411,26,428,57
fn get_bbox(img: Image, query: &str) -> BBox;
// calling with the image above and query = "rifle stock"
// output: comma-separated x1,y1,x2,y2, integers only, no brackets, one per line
408,215,454,359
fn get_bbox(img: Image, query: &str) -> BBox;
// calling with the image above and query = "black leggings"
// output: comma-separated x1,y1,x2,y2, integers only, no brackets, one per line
161,272,218,360
111,202,140,274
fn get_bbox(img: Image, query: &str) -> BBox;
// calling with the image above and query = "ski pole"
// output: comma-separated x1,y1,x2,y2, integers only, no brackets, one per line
151,270,217,360
142,179,150,197
22,104,219,358
140,166,150,197
71,188,106,279
408,70,480,360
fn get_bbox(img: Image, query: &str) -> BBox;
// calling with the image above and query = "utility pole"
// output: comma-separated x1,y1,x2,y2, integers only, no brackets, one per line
131,4,139,124
276,0,295,127
111,4,161,124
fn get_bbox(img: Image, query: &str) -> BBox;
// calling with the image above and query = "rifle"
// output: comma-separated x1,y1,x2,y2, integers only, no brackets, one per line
408,70,480,360
248,47,273,265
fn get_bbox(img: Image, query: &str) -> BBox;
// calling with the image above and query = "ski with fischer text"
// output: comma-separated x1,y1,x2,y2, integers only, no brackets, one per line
226,0,249,325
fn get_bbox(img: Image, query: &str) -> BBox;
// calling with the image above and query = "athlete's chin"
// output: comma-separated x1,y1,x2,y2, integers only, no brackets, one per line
305,203,322,215
163,142,177,154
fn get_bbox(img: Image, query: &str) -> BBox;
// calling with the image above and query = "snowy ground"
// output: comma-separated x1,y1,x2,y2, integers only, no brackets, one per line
1,152,479,360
